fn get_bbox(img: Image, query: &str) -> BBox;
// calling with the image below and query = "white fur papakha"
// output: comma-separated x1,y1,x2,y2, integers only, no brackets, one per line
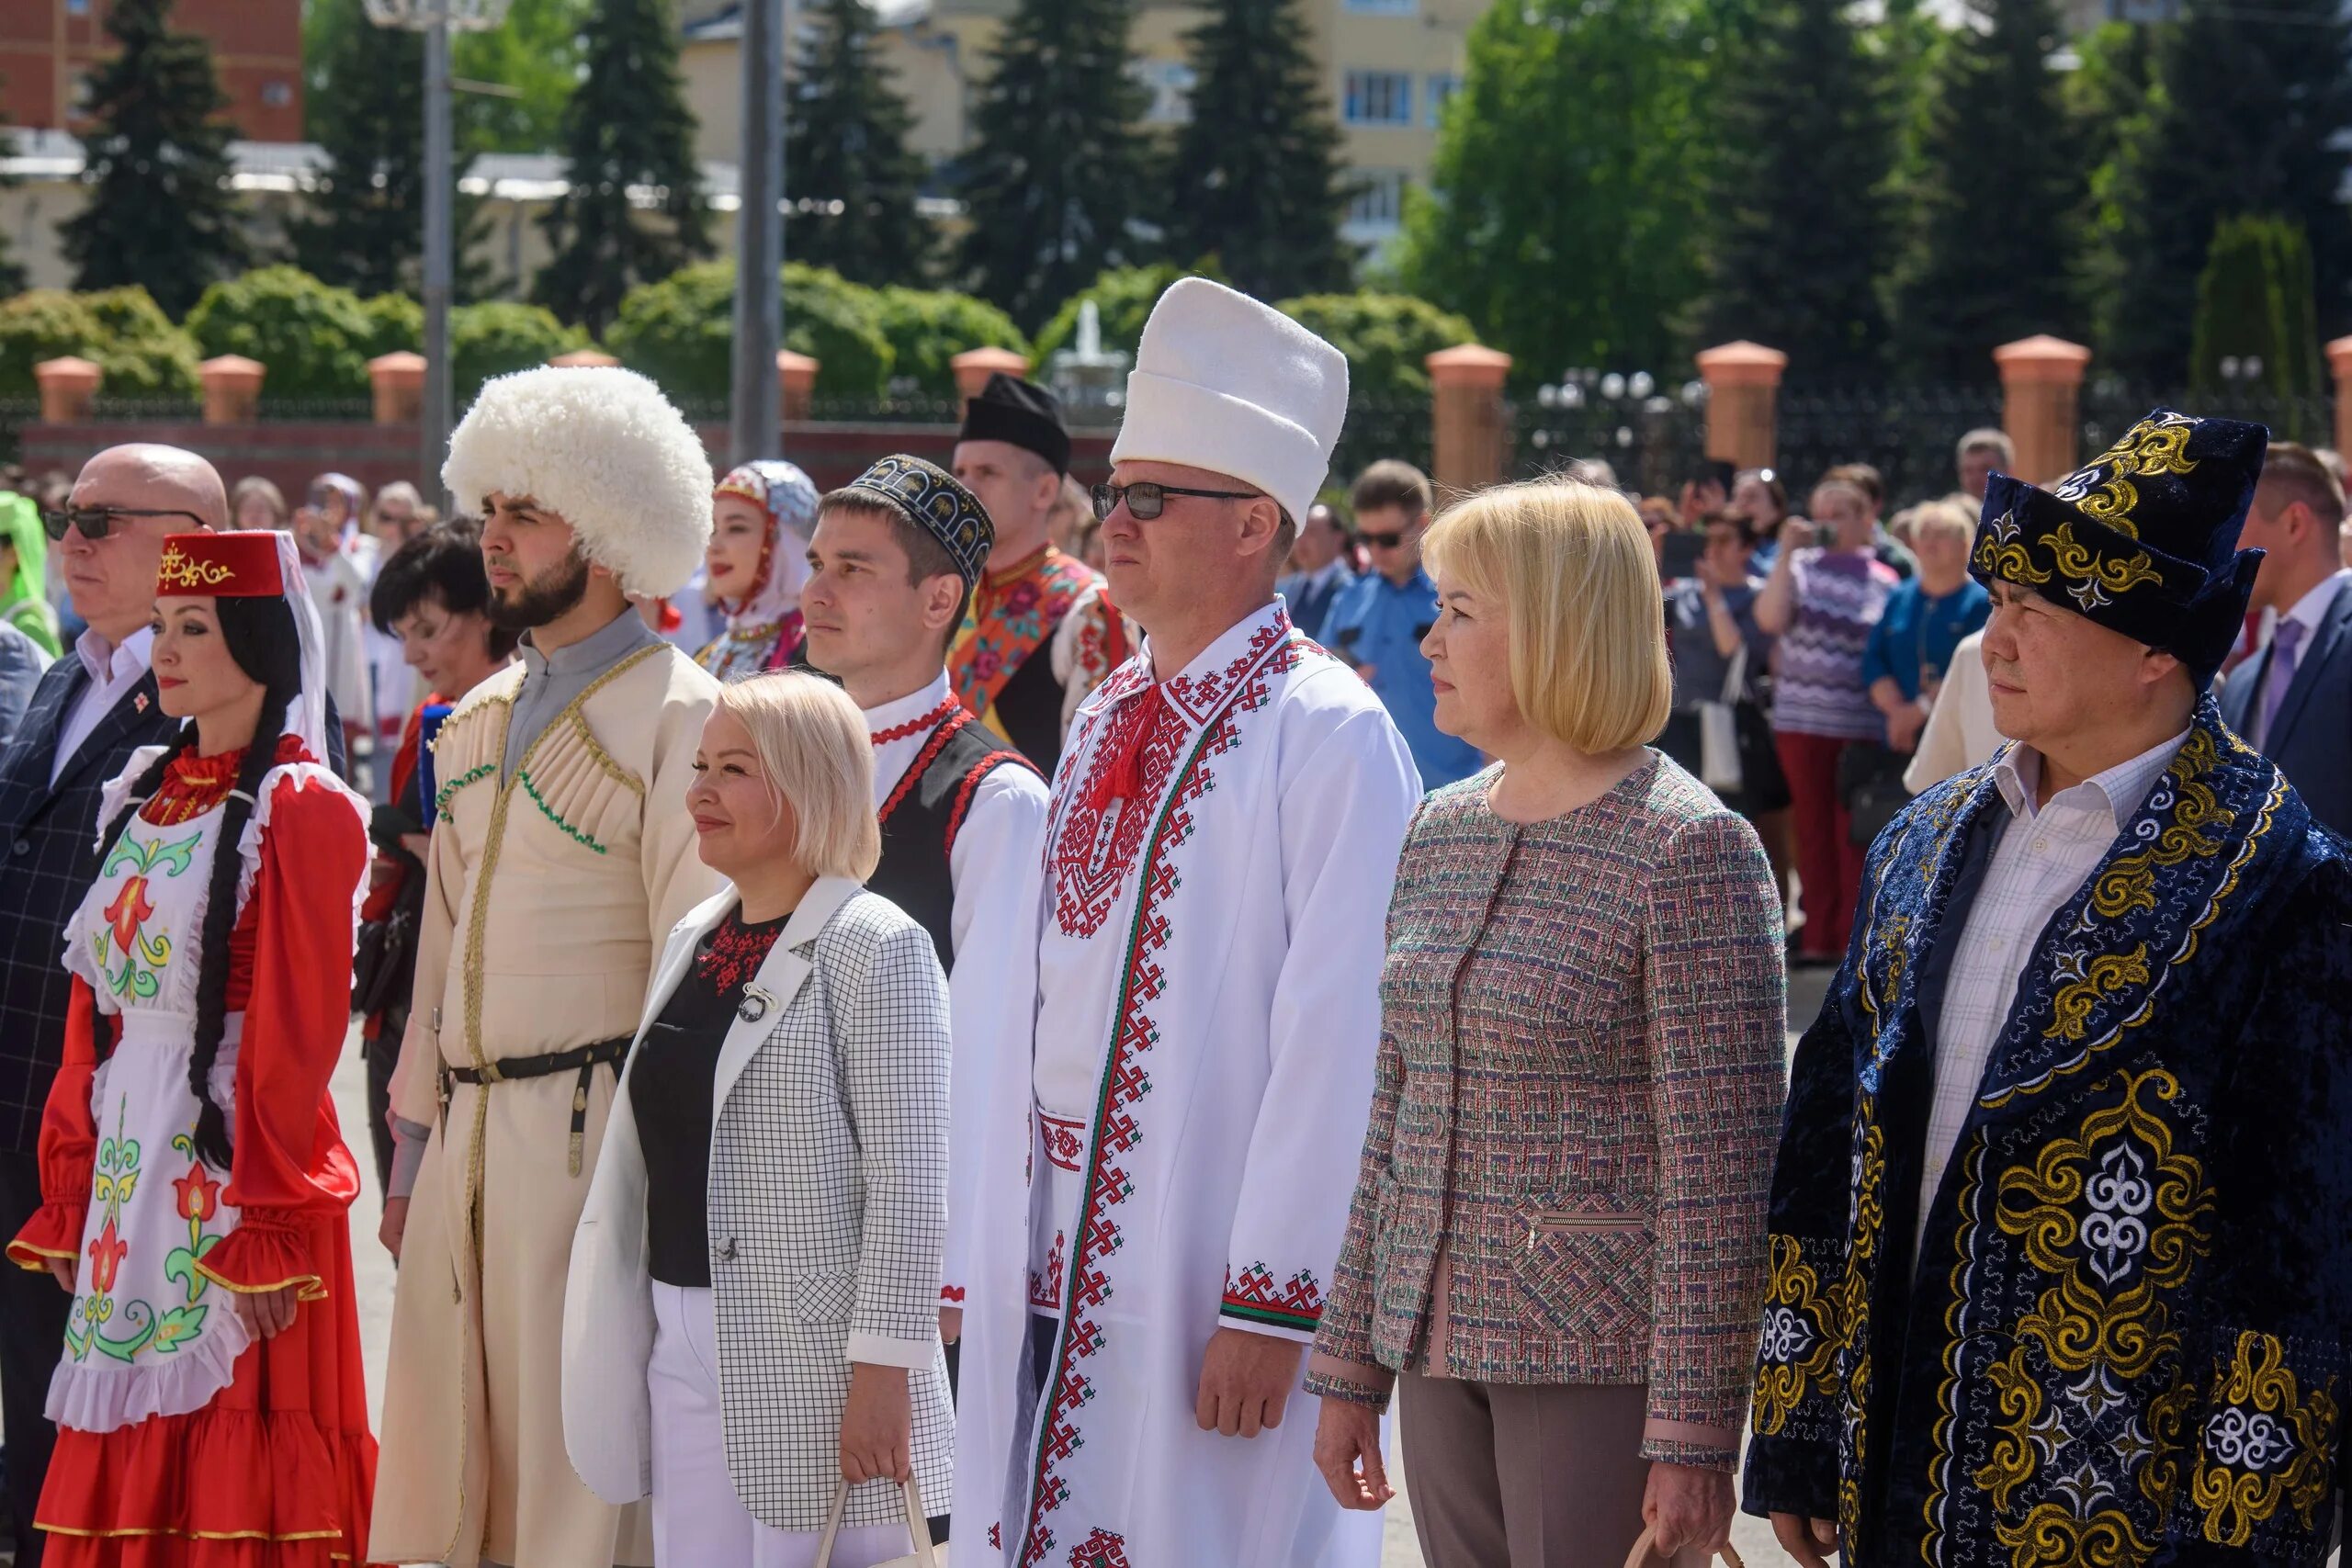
443,366,716,598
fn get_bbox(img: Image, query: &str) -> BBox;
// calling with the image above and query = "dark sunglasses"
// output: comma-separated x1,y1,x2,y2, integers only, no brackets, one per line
1362,531,1409,549
41,505,212,543
1091,480,1258,523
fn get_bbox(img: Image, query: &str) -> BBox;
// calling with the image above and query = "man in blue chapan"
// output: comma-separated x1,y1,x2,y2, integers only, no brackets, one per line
1743,409,2352,1568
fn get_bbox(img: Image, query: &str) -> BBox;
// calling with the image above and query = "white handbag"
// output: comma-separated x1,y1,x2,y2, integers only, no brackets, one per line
815,1472,945,1568
1698,642,1748,794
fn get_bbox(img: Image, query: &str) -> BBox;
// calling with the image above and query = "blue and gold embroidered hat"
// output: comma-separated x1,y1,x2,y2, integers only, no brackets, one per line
837,453,994,586
1971,408,2268,686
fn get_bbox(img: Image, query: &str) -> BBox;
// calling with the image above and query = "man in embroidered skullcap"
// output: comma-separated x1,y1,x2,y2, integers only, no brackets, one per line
800,455,1051,1370
1746,409,2352,1568
954,279,1419,1567
950,371,1129,774
371,367,724,1568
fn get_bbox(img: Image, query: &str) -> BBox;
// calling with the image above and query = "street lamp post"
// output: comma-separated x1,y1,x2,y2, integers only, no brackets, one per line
731,0,786,467
363,0,513,507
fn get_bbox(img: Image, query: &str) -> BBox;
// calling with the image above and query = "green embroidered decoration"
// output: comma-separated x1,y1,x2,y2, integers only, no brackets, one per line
434,761,496,816
519,772,607,854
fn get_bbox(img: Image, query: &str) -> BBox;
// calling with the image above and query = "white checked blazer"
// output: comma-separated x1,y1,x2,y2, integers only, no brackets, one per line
562,875,956,1532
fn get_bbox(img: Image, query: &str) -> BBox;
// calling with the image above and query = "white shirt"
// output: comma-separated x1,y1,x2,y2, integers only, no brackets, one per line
863,671,1051,1303
51,625,156,785
1916,728,2188,1250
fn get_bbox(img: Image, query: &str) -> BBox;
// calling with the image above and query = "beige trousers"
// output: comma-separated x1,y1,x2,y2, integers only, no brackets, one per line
1398,1376,1708,1568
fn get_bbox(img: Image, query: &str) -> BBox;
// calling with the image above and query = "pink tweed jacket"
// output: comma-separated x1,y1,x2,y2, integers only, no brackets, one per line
1306,756,1786,1469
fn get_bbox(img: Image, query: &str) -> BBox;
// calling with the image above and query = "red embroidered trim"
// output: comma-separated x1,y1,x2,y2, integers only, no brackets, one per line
870,694,962,747
1028,1228,1067,1312
1067,1529,1132,1568
944,749,1041,859
694,911,786,996
939,1283,967,1303
141,735,307,824
877,707,974,827
1037,1113,1085,1172
1218,1261,1326,1332
1018,634,1306,1568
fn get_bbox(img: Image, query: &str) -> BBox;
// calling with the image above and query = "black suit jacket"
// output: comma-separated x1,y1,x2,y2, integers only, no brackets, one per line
2218,578,2352,840
0,658,178,1152
0,656,348,1152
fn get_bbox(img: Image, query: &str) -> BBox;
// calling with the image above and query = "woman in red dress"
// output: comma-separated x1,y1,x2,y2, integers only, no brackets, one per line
6,530,377,1565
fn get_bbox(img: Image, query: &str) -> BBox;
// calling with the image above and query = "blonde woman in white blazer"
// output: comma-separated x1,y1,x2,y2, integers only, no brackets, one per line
562,671,954,1568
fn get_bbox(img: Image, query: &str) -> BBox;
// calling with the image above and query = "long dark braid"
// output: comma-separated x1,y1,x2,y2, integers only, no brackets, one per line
100,594,303,1170
181,682,293,1171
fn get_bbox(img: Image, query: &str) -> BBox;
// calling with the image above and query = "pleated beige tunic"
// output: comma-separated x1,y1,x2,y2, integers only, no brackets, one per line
369,642,722,1568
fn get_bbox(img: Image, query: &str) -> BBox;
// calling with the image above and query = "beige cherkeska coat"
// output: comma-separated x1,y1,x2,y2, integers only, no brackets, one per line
368,642,722,1568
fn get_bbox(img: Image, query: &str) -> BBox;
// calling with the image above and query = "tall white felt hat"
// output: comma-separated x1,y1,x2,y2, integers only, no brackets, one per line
1109,278,1349,525
443,365,715,598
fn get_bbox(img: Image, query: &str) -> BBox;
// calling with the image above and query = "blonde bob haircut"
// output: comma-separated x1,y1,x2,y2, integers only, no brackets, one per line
1421,479,1672,753
712,671,883,882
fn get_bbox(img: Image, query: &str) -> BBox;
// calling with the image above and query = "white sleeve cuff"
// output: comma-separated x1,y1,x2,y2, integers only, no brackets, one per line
847,1330,935,1371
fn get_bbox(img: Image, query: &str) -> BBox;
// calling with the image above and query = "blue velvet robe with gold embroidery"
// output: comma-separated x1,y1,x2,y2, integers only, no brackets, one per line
1743,699,2352,1566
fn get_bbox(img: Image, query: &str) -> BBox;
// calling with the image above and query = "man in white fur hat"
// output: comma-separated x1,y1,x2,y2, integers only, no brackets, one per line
953,279,1420,1567
369,367,723,1568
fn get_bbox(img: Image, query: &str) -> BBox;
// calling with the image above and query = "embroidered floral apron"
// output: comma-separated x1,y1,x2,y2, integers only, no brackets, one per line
51,800,252,1433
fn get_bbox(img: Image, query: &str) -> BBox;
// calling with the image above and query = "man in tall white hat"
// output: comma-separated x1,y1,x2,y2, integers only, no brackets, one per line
954,278,1420,1567
369,367,724,1568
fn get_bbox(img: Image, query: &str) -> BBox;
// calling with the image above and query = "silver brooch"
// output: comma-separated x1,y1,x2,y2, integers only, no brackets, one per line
738,986,774,1024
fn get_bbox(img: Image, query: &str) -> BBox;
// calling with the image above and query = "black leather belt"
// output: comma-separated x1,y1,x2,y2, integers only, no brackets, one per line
440,1034,631,1177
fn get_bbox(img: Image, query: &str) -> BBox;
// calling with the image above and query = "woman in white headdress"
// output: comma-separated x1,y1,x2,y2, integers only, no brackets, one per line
6,530,377,1563
696,460,821,682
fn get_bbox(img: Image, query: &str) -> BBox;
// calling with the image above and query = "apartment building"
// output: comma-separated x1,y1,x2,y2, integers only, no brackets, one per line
677,0,1479,254
0,0,304,144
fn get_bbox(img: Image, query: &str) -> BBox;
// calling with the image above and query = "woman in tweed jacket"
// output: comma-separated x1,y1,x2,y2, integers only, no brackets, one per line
562,671,952,1568
1308,480,1786,1568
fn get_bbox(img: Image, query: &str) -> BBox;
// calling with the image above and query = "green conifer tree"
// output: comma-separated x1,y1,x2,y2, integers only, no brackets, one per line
2102,0,2352,380
533,0,712,336
956,0,1152,331
784,0,937,286
59,0,247,319
1161,0,1351,302
1693,0,1896,383
1892,0,2085,381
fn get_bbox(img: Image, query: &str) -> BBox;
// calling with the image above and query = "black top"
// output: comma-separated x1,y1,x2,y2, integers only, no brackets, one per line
989,644,1070,778
634,907,789,1289
870,714,1040,969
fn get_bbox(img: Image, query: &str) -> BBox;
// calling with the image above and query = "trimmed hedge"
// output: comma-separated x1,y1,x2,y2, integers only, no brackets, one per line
1030,263,1200,369
451,302,591,401
184,265,380,400
0,288,200,399
608,262,897,400
1274,293,1477,401
874,288,1029,396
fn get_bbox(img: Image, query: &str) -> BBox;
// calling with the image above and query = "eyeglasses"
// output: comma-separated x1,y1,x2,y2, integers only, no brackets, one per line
1361,531,1409,549
1091,481,1259,523
41,505,213,543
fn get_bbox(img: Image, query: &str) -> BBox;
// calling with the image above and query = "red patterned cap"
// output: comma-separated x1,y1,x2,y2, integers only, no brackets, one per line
155,531,285,597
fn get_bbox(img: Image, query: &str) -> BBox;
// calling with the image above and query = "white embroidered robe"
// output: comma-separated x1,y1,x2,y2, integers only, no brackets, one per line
954,600,1421,1568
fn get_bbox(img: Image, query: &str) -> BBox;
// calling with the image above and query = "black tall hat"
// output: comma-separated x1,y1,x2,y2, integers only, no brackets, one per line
1970,408,2269,687
958,372,1070,476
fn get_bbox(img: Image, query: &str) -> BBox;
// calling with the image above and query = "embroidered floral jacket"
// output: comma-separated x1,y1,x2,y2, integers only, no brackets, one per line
1743,699,2352,1567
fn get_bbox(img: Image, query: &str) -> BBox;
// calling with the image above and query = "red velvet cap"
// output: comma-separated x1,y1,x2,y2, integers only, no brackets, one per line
155,531,284,597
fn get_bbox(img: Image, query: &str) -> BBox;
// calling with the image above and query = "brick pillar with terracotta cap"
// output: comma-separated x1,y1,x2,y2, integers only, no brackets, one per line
1426,344,1513,496
2327,336,2352,458
776,350,819,424
1994,335,2093,486
368,352,426,426
199,355,266,425
951,345,1031,403
32,357,101,424
1693,342,1788,470
548,348,621,369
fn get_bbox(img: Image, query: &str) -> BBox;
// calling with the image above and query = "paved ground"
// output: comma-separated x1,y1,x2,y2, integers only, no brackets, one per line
331,963,1845,1566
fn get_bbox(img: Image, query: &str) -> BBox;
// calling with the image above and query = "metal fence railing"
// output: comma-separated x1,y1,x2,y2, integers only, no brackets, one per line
2081,380,2333,452
1511,393,1710,499
1329,397,1432,500
1775,384,2006,509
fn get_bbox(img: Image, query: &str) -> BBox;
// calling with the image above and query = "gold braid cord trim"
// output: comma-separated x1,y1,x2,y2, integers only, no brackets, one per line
2051,412,2199,538
566,707,647,797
